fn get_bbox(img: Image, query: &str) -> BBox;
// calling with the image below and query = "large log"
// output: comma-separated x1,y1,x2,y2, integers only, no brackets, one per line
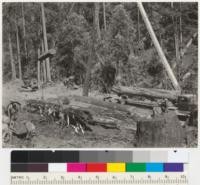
125,99,158,109
70,95,135,114
90,116,119,129
112,86,180,101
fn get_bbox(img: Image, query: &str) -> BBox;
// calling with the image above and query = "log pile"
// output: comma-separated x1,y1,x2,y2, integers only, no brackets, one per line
25,96,142,134
111,86,191,147
23,87,194,147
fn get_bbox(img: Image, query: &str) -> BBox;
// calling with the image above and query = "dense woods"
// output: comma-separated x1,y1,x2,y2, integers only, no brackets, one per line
3,2,198,95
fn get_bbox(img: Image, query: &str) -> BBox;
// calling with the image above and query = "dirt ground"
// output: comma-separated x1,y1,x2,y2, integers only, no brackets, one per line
2,80,137,148
2,80,197,148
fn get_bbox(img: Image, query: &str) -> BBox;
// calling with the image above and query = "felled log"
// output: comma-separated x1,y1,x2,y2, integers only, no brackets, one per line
19,87,36,92
25,98,129,131
112,86,180,101
91,116,119,129
135,111,186,147
70,95,134,114
125,99,158,109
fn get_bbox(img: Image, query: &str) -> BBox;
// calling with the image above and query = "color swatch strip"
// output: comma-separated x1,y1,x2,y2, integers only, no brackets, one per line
11,163,184,173
11,151,189,163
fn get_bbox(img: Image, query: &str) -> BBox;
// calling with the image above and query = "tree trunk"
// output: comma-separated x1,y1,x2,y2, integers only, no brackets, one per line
172,32,197,70
171,3,180,78
21,3,28,60
37,48,41,88
179,3,183,58
82,3,100,96
181,32,197,57
94,3,101,40
41,3,51,82
82,48,93,96
68,3,75,17
137,6,140,41
41,41,47,83
16,22,22,80
8,33,16,80
103,3,106,31
175,19,180,79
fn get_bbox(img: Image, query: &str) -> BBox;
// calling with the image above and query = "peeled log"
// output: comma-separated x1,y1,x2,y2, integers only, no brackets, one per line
136,111,186,147
112,86,180,101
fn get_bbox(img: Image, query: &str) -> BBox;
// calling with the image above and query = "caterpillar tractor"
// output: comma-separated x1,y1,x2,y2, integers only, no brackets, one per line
175,94,197,126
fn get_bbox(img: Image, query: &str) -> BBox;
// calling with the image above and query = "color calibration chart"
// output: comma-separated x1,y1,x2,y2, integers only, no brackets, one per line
10,150,188,185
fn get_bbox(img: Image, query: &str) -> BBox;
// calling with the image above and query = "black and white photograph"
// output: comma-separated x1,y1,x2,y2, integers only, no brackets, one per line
2,2,198,148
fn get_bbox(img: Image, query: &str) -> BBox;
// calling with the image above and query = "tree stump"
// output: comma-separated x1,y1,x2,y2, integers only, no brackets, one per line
136,111,186,147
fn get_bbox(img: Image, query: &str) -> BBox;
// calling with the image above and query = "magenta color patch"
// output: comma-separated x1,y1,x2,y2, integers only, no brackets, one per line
67,163,86,172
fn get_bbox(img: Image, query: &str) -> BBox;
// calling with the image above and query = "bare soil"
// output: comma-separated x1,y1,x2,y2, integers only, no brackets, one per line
2,80,197,148
2,81,136,148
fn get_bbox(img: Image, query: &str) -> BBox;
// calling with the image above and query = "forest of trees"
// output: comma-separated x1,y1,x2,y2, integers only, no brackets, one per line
3,2,198,95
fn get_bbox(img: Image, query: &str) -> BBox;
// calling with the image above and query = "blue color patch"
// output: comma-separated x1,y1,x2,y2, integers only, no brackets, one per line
146,163,164,172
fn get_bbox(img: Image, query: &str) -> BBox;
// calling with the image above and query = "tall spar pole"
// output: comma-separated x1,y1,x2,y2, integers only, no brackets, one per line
137,2,181,91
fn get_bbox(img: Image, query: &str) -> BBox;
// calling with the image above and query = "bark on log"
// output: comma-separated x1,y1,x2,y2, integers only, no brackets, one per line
70,95,134,114
125,99,158,109
90,116,119,129
112,86,180,101
136,111,186,147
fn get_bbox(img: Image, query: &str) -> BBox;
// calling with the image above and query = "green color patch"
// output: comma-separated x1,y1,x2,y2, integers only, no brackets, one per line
126,163,146,172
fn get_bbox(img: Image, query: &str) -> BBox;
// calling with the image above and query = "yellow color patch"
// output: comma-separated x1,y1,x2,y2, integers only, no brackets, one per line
107,163,126,172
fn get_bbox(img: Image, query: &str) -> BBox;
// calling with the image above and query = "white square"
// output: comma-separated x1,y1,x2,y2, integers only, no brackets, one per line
168,151,189,163
48,163,66,172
